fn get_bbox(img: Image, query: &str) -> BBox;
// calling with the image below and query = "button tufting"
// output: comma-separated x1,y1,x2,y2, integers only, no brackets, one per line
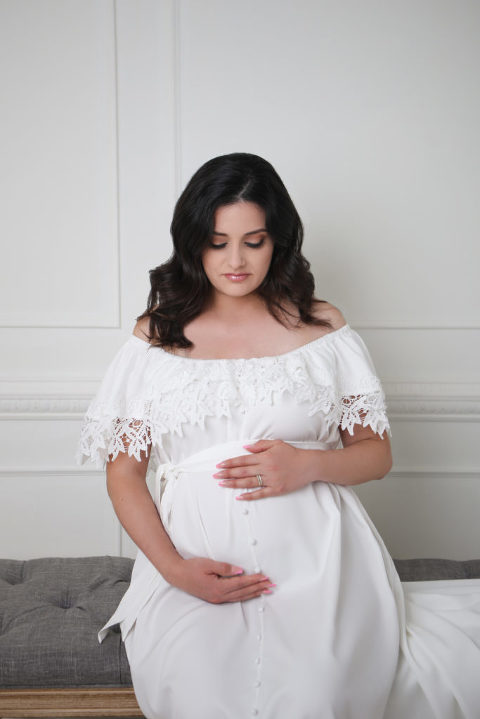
0,555,134,687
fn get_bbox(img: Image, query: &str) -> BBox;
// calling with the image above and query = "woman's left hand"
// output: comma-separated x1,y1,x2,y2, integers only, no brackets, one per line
212,439,311,500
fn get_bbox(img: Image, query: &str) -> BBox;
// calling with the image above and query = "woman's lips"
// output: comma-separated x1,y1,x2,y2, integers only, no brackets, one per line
224,274,250,281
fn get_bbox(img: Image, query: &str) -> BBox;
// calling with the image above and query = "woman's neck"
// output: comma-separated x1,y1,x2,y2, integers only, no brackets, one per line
202,291,268,324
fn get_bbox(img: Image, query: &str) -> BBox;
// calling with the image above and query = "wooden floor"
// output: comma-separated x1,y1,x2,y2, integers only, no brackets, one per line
0,687,144,718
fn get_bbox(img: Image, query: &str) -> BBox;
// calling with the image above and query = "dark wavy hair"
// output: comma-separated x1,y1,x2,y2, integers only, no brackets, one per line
137,152,332,349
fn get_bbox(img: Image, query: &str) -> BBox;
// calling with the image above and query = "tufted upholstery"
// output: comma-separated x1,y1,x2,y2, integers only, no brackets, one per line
1,555,480,690
394,557,480,582
0,556,133,688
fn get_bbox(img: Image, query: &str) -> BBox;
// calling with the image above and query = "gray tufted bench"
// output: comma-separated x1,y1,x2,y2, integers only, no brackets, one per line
0,556,141,717
1,555,480,718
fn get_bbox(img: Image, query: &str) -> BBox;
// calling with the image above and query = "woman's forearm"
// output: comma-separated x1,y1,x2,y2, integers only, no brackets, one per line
299,437,392,487
106,467,182,582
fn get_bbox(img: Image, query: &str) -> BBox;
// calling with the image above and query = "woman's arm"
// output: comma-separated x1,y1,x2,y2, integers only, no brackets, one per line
106,446,182,581
297,423,393,487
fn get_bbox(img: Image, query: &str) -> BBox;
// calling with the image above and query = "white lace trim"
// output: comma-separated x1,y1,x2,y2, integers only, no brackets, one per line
75,325,391,469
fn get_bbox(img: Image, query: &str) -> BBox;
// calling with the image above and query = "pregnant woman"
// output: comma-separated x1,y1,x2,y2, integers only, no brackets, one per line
76,152,480,718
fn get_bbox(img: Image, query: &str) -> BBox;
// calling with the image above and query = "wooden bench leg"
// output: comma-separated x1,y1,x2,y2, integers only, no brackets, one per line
0,687,144,717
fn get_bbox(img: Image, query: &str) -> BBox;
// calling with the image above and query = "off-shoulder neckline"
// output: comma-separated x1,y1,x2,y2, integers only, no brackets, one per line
129,323,351,362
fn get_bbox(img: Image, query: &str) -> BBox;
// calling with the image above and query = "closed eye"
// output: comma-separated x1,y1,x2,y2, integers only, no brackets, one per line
208,239,265,250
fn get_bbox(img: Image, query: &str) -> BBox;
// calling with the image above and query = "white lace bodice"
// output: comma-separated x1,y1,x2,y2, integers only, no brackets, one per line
75,323,391,479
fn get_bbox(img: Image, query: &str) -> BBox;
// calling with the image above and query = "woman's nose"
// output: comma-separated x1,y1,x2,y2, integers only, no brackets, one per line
226,245,247,269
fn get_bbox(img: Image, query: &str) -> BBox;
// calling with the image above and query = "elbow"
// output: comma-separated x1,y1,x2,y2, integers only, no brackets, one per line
376,447,393,480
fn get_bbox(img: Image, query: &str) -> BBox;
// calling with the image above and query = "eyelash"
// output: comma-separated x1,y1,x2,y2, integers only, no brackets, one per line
208,238,266,250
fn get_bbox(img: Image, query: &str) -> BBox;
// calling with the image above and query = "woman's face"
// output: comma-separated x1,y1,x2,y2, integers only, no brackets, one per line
201,201,274,301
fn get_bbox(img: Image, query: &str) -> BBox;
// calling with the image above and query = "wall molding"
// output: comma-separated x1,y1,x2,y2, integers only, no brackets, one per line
0,467,478,479
0,381,479,421
384,382,480,422
0,468,106,479
0,397,88,420
173,0,182,197
352,324,480,330
0,1,122,329
387,469,480,480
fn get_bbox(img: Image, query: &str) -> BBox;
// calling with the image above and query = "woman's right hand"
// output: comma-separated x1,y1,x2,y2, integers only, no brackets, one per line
167,557,275,604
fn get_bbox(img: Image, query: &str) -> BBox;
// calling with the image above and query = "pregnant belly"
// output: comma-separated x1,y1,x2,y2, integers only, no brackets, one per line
154,440,396,592
158,460,345,585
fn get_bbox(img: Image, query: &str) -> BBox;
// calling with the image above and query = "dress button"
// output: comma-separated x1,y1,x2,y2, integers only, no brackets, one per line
254,680,261,688
258,606,265,613
254,565,261,573
242,508,249,515
250,538,257,545
252,710,259,716
255,657,261,664
256,634,262,641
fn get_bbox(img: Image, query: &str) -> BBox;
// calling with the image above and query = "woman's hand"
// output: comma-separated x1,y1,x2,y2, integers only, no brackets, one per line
168,557,275,604
213,439,311,501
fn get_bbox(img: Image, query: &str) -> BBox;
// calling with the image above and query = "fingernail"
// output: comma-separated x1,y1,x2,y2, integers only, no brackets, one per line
242,445,252,449
233,567,243,574
216,462,226,467
268,583,276,587
218,481,228,486
262,589,273,594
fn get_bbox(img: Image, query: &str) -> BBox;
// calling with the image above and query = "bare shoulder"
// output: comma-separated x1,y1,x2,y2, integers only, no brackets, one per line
310,300,347,332
132,316,152,343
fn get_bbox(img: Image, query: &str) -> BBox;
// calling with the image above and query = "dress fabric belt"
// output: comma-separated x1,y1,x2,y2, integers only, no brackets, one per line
154,437,328,528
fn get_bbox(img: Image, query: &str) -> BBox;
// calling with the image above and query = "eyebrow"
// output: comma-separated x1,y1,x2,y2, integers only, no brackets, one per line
212,228,267,237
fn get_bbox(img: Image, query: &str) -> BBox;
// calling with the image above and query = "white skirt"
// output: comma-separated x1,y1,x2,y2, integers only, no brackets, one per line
99,439,480,719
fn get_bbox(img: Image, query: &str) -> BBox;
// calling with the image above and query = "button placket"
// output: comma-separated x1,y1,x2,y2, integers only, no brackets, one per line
237,492,265,715
252,594,265,715
237,492,261,571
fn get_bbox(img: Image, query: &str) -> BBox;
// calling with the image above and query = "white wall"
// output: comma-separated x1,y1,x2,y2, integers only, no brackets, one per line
0,0,478,560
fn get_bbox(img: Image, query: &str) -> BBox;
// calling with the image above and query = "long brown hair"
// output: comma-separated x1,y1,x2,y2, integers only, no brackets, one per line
137,153,332,348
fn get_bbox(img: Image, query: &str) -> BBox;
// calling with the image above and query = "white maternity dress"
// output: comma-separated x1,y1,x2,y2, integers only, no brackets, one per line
75,324,480,719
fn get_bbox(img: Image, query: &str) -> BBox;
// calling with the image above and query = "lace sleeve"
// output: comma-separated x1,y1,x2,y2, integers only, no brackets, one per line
76,415,153,469
74,338,155,469
339,388,391,437
330,327,391,438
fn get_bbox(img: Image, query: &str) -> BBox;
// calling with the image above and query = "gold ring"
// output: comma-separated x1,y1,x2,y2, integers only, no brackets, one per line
256,473,263,487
